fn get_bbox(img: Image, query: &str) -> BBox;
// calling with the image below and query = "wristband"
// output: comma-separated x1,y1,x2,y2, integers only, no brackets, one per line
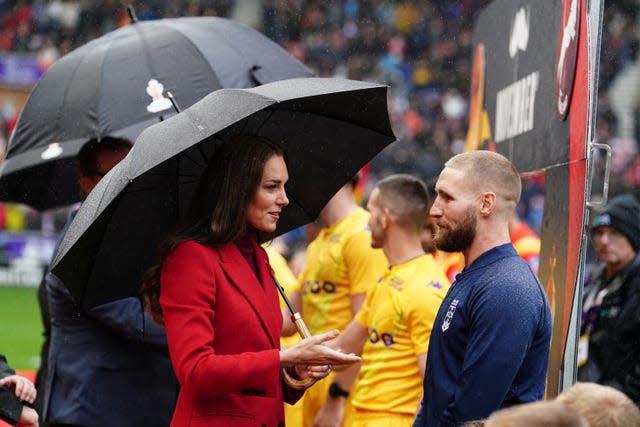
328,382,349,398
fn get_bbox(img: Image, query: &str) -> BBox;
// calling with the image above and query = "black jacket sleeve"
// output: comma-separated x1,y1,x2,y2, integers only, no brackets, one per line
0,355,16,379
0,387,21,425
618,278,640,404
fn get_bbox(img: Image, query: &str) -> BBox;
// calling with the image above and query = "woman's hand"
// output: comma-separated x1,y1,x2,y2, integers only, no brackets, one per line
279,329,361,369
0,375,37,403
293,363,332,380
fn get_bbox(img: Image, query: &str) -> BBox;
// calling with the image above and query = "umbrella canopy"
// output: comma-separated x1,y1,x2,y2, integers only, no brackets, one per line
0,16,312,211
50,77,396,310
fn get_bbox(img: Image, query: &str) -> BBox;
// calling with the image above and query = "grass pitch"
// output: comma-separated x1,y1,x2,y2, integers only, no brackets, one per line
0,286,44,371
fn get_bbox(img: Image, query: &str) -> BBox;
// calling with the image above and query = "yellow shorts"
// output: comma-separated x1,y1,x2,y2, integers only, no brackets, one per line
350,408,414,427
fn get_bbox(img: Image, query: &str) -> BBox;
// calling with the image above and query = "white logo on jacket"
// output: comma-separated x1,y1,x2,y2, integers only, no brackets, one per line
442,299,459,332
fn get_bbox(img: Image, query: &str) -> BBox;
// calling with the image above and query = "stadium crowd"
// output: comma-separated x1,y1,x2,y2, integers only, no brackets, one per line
0,0,638,233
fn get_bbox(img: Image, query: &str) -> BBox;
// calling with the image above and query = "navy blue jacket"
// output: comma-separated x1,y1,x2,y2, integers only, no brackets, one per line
414,244,551,426
43,272,178,427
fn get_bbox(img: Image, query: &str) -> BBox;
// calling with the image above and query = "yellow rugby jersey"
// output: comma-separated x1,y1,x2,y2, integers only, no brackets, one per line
299,207,388,335
353,254,450,415
264,245,300,345
265,244,299,298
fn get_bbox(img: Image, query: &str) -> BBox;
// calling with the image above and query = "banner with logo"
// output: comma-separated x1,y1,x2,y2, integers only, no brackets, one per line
468,0,599,395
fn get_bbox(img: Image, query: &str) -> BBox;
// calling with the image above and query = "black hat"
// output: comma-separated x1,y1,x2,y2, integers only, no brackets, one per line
591,194,640,251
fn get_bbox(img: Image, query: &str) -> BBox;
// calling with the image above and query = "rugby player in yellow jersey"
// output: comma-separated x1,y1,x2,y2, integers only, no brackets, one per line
314,174,450,427
284,178,389,427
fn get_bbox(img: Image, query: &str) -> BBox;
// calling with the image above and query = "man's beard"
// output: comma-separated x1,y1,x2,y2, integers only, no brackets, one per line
433,211,477,253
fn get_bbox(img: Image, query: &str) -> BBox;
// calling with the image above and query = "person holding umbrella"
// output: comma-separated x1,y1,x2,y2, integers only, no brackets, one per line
143,134,361,427
42,137,179,427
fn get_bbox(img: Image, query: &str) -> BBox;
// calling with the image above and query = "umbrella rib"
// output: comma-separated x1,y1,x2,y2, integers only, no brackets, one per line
180,148,209,169
195,144,210,166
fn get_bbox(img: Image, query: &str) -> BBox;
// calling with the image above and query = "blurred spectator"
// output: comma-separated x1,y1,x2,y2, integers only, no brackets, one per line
578,194,640,405
509,213,541,275
0,0,638,267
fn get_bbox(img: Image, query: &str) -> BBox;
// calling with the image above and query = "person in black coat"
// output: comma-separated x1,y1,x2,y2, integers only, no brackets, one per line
41,137,179,427
579,194,640,404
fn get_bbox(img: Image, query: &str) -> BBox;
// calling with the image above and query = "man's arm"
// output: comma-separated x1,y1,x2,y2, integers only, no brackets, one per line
415,352,427,417
444,284,545,423
46,271,168,348
0,356,15,379
350,293,366,317
86,297,168,347
417,352,427,379
613,279,640,402
312,320,368,427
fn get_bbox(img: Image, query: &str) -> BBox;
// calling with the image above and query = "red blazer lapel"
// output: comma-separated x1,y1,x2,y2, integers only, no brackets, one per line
253,241,283,342
217,242,281,348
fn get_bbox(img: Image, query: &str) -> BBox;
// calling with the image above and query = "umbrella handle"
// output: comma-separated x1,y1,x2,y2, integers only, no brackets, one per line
282,312,318,390
274,276,318,390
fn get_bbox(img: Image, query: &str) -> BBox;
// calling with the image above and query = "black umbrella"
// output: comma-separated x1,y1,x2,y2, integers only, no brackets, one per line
0,16,312,211
50,77,396,310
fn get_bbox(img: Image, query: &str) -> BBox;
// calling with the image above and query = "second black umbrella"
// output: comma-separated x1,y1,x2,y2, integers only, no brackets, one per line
0,16,313,211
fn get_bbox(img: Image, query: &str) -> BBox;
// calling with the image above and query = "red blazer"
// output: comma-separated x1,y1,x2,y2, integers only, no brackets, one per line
160,239,301,427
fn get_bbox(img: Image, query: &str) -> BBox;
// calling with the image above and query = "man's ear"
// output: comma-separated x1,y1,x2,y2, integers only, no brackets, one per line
78,175,95,198
382,207,392,228
479,192,497,216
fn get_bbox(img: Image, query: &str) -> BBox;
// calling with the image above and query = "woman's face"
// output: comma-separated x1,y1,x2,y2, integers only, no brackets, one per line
247,154,289,233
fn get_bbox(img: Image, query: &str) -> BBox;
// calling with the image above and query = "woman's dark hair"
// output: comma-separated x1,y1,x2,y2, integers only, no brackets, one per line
143,134,286,324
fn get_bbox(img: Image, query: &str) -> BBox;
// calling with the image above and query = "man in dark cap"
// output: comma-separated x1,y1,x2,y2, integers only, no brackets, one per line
578,194,640,405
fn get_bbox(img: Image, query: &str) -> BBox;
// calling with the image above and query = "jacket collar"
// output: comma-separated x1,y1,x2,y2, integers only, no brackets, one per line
217,240,281,348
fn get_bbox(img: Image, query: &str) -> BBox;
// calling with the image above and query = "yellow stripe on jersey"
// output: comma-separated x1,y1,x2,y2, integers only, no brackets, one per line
353,254,450,415
299,208,388,335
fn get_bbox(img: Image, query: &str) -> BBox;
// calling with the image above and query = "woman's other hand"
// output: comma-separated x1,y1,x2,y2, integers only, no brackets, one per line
279,329,361,369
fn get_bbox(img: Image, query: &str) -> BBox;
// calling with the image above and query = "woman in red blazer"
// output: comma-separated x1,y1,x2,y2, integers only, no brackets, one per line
144,135,360,427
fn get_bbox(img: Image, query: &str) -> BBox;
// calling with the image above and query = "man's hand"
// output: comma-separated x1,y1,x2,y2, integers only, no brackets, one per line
17,405,39,427
0,375,37,403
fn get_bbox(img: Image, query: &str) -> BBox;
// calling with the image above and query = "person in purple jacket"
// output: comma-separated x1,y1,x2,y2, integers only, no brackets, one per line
413,150,552,426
